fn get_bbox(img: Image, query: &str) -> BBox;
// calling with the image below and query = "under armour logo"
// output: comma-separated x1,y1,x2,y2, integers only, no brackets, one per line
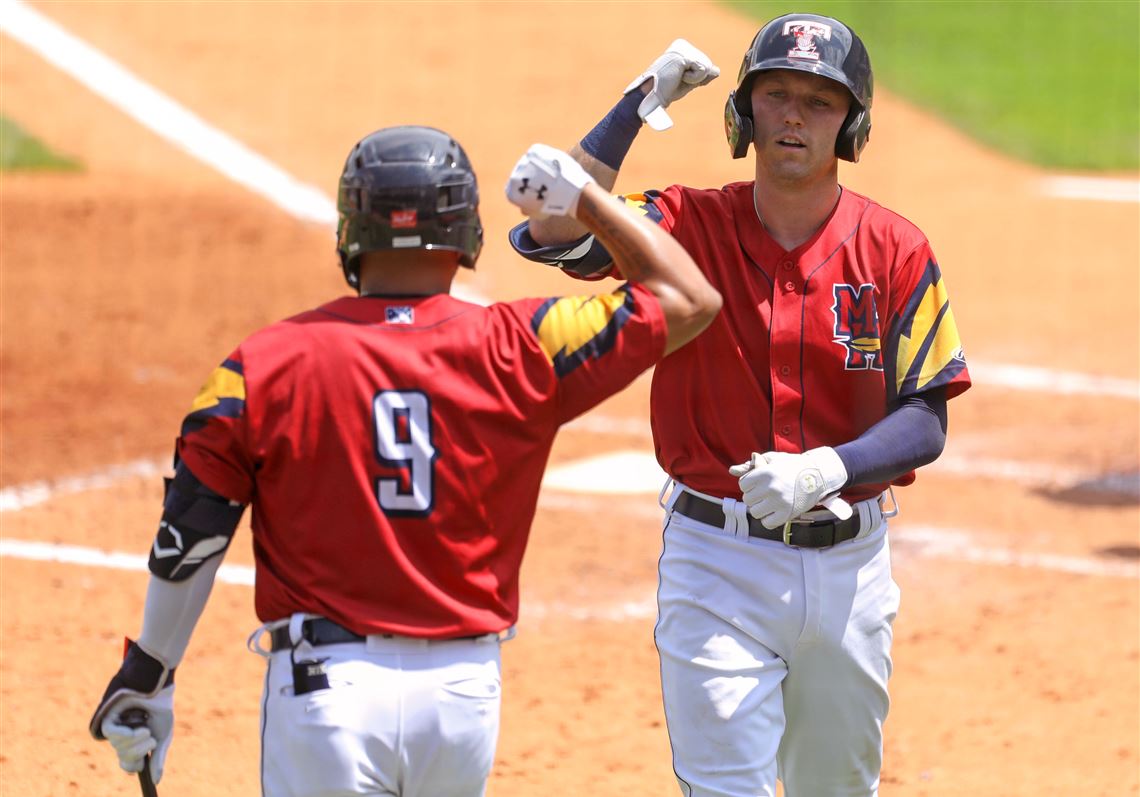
518,177,548,200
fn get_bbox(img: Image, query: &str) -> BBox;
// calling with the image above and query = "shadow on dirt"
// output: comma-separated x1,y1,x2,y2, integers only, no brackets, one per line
1094,544,1140,560
1035,469,1140,508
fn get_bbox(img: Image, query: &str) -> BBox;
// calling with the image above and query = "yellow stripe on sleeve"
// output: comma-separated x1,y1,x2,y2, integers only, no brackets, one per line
621,195,650,216
895,279,945,394
917,305,963,390
189,364,246,413
535,292,628,364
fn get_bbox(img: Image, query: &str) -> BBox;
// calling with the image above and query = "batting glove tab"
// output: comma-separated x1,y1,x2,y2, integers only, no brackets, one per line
90,639,176,784
505,144,595,220
623,38,720,131
728,447,849,530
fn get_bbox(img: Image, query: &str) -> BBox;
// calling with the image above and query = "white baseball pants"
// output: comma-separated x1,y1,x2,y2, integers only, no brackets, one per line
655,489,900,797
258,632,502,797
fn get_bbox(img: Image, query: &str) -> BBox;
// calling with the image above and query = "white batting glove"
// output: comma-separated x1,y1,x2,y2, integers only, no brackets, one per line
90,639,177,783
728,447,851,529
505,143,596,219
623,38,720,131
99,686,175,783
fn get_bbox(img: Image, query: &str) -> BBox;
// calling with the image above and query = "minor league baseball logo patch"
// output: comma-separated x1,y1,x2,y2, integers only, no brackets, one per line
386,306,414,324
783,20,832,60
831,283,883,371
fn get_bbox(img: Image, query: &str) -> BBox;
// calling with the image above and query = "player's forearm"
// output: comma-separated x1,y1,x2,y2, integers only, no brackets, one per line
834,390,948,486
575,182,720,354
529,89,645,246
528,145,619,245
137,555,223,668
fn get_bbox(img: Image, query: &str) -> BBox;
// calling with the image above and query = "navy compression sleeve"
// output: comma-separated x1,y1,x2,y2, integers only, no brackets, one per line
579,90,644,170
834,390,948,487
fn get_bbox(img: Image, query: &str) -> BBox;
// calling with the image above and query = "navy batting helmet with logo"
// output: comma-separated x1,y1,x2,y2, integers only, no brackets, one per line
724,13,873,162
336,126,483,289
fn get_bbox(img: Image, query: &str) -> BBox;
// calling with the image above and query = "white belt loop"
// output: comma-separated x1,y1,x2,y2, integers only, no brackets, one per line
719,497,737,536
246,622,275,659
856,498,871,537
497,626,517,644
720,497,750,540
732,502,751,540
287,612,307,647
659,477,680,512
879,487,900,519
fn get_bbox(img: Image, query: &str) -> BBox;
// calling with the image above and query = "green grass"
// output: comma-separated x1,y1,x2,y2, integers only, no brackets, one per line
0,116,82,172
726,1,1140,171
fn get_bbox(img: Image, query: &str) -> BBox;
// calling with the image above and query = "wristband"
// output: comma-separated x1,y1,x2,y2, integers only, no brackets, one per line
580,90,644,171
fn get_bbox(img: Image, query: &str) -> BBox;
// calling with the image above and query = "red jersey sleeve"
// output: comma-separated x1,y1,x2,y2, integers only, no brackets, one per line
499,282,667,424
176,351,256,504
882,243,971,403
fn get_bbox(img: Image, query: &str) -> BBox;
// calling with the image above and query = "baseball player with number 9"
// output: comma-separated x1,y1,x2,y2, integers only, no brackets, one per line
88,127,719,795
511,13,971,797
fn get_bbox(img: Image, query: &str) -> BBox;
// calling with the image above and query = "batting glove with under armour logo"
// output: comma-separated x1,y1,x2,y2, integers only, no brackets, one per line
729,447,851,529
624,38,720,131
505,143,595,219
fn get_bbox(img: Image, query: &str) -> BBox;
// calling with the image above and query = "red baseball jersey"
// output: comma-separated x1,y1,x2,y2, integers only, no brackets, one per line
176,287,666,638
620,182,970,501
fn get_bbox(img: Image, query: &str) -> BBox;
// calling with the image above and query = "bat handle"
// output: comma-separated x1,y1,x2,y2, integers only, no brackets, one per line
118,708,160,797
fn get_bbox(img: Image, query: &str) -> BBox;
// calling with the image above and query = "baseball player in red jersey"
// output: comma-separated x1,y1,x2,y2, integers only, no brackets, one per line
88,128,719,796
510,14,971,797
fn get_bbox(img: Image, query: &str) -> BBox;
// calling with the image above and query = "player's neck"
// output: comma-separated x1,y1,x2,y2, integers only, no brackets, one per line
752,180,842,252
357,252,460,297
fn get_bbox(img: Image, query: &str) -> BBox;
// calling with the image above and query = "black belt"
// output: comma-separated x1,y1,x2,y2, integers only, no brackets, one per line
673,491,861,548
269,617,490,652
270,618,366,652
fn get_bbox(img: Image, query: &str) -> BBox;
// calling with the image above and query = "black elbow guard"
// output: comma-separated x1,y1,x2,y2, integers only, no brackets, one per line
149,461,245,581
507,221,615,279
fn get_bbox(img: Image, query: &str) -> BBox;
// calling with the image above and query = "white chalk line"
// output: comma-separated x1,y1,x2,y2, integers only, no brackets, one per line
0,0,336,224
0,457,168,513
893,526,1140,580
1040,176,1140,204
0,0,488,305
966,362,1139,401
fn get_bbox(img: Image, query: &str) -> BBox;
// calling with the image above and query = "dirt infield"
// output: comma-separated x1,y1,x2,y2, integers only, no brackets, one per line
2,2,1137,795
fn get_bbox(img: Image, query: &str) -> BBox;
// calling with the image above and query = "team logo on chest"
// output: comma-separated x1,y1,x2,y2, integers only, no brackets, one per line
831,283,883,371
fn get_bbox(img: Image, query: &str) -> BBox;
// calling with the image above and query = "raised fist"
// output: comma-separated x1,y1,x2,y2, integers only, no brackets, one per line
505,144,596,219
624,38,720,131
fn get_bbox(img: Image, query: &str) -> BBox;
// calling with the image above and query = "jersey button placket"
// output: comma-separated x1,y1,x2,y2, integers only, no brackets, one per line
770,267,803,450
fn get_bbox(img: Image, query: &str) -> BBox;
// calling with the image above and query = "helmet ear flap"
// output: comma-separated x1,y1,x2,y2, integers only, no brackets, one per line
724,91,753,160
336,217,360,289
835,105,871,163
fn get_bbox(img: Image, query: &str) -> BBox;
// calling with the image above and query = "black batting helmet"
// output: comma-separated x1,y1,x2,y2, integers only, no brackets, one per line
336,126,483,288
724,13,873,162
